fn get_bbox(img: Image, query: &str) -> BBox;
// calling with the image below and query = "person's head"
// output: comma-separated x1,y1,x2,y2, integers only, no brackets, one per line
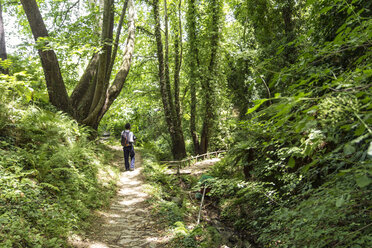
125,123,131,130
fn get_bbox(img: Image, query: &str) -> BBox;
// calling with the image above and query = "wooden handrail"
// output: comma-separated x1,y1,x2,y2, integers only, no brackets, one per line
161,150,226,164
161,150,227,174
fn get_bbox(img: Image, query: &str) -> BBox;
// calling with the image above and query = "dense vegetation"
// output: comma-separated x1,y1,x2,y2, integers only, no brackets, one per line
0,74,118,247
1,0,371,247
135,0,372,246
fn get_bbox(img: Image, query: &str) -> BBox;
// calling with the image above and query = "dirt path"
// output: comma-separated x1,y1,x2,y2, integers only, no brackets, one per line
70,145,163,248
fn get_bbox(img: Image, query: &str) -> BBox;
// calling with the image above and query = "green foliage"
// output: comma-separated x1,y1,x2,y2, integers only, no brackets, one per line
170,223,222,248
141,148,187,222
258,175,372,247
4,0,370,246
141,147,227,247
158,201,184,224
209,0,372,247
0,80,117,247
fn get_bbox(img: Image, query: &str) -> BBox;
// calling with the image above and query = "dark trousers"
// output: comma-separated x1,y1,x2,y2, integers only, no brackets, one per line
123,146,135,170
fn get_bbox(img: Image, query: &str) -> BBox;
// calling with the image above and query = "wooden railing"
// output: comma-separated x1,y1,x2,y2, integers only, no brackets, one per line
161,150,227,174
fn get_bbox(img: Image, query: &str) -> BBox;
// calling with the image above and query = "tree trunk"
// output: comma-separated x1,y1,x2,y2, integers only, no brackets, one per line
153,0,173,130
83,0,136,129
107,0,128,78
200,0,222,154
172,0,187,160
152,0,186,160
186,0,201,155
21,0,136,130
89,0,113,114
0,1,8,74
20,0,71,113
281,0,296,64
163,0,174,114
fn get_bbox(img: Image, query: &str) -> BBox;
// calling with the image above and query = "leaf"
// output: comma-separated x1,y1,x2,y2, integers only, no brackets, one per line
246,99,269,114
276,46,284,55
304,120,317,130
288,157,295,168
355,174,371,188
319,6,333,15
354,124,366,136
336,196,344,208
302,159,318,173
306,0,316,6
336,22,347,34
363,69,372,76
343,144,356,156
351,134,368,145
340,124,352,131
40,183,60,192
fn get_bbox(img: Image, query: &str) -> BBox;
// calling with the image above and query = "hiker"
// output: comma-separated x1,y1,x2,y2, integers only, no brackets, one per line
121,123,136,171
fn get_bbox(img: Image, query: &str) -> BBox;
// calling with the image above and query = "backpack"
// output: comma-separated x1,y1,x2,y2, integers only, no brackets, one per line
121,131,130,147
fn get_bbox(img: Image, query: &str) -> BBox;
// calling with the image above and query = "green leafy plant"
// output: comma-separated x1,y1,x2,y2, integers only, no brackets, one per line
0,79,117,247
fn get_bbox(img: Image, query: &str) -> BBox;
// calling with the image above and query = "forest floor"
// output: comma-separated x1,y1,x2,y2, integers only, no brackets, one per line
69,144,225,248
69,145,166,248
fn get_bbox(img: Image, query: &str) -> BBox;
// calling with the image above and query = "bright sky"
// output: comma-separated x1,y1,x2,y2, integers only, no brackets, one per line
3,10,27,54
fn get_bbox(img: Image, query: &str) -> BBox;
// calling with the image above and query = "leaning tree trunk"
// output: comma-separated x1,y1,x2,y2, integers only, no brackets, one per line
0,1,8,74
21,0,136,130
20,0,71,113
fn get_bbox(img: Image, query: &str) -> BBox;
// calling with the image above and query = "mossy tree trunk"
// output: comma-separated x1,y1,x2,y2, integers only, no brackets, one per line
186,0,201,155
200,0,222,154
152,0,186,160
186,0,223,154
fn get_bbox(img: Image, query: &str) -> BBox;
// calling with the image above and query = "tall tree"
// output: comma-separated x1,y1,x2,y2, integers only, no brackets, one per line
0,0,8,74
173,0,183,148
152,0,186,159
199,0,223,153
186,0,201,154
186,0,223,154
20,0,135,129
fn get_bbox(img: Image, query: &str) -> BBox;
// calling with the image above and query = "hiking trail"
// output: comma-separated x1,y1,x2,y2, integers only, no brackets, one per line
70,145,164,248
69,145,224,248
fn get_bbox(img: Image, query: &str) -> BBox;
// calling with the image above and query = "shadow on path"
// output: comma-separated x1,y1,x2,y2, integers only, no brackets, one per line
70,145,164,248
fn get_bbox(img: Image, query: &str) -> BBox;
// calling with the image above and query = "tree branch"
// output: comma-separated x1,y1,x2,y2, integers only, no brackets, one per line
83,0,136,126
89,0,113,113
107,0,128,78
136,26,154,36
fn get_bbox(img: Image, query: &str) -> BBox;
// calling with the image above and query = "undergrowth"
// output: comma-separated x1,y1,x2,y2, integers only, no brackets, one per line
204,1,372,247
140,147,226,248
0,74,118,247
